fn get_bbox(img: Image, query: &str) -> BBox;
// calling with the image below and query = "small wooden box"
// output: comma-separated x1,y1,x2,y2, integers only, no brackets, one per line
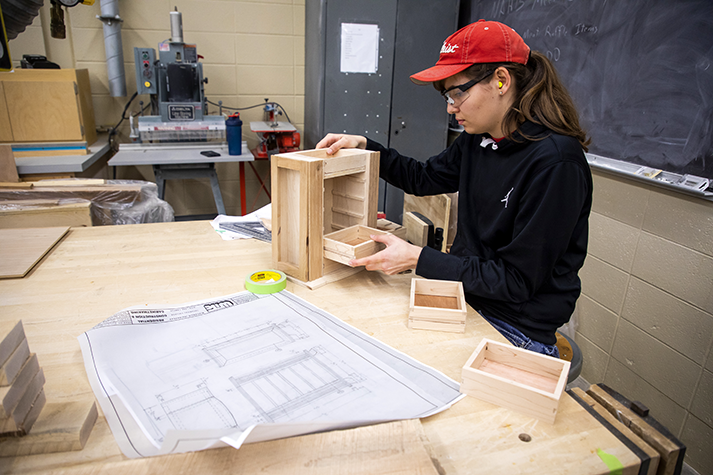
460,338,570,424
408,278,467,333
323,225,388,266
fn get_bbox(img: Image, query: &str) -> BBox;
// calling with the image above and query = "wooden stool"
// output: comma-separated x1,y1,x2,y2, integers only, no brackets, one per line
555,331,583,383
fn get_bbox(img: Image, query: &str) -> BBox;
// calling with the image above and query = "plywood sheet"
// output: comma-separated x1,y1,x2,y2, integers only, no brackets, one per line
0,227,69,279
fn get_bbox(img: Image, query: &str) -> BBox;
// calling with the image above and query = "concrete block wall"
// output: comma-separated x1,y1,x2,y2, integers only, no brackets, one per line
8,0,306,216
577,170,713,474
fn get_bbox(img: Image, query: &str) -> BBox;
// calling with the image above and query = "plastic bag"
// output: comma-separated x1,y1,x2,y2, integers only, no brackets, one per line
0,179,174,225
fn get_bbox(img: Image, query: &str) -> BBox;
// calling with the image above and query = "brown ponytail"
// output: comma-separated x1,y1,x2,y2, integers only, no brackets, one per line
458,51,591,151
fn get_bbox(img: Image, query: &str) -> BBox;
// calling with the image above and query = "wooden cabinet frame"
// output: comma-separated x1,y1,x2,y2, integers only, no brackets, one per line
271,148,379,284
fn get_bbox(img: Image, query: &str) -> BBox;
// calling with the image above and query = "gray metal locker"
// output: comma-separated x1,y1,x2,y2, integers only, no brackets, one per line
305,0,459,223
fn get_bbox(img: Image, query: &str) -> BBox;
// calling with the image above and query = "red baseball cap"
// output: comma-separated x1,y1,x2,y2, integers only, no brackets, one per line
410,20,530,84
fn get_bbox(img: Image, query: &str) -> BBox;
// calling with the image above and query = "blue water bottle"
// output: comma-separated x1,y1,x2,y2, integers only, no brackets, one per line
226,113,243,155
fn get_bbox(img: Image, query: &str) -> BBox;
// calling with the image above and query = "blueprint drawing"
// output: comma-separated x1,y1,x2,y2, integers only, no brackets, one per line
78,290,463,458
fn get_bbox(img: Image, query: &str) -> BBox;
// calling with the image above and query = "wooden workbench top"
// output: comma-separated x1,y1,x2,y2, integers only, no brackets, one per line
0,221,641,474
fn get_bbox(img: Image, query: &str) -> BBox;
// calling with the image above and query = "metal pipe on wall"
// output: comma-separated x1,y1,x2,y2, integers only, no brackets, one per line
98,0,126,97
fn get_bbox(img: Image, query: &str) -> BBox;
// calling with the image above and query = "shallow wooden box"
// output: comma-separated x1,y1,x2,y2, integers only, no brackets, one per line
323,225,388,266
408,278,466,333
460,338,570,424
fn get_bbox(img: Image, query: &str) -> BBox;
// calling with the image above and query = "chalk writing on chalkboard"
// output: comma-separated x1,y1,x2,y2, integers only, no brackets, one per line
465,0,713,181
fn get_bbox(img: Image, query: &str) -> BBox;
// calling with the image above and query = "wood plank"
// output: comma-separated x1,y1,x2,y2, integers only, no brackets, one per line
307,158,324,282
403,211,430,247
403,193,451,251
1,354,39,418
0,338,30,386
364,150,379,228
570,388,660,475
408,319,465,333
1,368,45,434
0,200,92,229
42,419,439,475
0,320,24,367
29,179,106,187
0,144,19,183
0,400,98,457
0,227,70,278
0,182,34,189
587,384,686,475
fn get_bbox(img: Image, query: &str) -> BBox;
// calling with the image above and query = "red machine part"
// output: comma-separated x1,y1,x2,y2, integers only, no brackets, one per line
251,131,301,160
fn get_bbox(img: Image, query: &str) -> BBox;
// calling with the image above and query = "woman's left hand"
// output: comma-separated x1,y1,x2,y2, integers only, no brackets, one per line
349,234,422,275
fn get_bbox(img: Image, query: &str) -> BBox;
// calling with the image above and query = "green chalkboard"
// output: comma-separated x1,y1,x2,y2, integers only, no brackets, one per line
462,0,713,179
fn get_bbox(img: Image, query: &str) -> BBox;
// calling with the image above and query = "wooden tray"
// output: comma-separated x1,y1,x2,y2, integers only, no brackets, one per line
460,338,570,424
323,225,389,266
408,278,466,333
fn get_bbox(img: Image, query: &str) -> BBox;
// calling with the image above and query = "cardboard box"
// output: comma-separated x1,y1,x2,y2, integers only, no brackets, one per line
460,338,570,424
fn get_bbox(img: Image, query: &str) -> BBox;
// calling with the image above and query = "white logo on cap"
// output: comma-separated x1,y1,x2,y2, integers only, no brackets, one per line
441,42,459,54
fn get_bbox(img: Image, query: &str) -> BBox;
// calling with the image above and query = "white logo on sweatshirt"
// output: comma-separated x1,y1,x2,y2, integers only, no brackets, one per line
441,42,459,54
501,188,514,208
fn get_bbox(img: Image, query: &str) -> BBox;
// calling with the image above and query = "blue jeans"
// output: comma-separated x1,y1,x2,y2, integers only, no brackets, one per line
481,314,560,358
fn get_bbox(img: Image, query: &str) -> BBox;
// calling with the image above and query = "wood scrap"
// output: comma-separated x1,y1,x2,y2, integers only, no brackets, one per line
29,179,106,187
0,144,19,183
570,387,659,475
0,320,24,367
0,199,93,229
403,211,431,247
0,400,98,457
1,369,45,434
0,338,30,386
587,384,686,475
1,354,39,418
403,193,452,252
0,227,70,278
0,182,33,189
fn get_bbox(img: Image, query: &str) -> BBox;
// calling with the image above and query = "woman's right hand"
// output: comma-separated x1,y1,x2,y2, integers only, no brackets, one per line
315,133,367,155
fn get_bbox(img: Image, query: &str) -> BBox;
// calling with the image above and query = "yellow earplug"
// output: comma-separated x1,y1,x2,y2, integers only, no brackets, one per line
498,81,503,88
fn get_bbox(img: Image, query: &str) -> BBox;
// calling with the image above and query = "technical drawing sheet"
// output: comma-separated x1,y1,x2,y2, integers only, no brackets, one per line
78,290,464,458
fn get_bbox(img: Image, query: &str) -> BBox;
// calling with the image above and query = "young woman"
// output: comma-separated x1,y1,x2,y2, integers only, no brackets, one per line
316,20,592,357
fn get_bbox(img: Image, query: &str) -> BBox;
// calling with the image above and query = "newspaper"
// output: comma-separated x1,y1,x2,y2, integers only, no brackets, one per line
78,290,464,458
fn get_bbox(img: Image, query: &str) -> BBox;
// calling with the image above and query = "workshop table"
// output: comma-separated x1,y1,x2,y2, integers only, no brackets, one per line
0,221,644,474
13,134,112,179
108,142,254,216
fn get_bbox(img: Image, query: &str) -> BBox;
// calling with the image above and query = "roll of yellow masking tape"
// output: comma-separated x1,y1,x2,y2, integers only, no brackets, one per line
245,270,287,294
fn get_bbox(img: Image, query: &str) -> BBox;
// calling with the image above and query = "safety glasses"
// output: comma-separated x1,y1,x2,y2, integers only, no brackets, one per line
441,69,496,107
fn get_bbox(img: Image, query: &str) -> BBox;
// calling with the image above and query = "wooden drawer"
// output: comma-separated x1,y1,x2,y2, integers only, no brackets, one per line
323,224,388,266
460,338,570,424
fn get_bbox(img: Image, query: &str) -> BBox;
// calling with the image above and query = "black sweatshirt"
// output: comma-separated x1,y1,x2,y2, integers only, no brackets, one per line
366,121,592,345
